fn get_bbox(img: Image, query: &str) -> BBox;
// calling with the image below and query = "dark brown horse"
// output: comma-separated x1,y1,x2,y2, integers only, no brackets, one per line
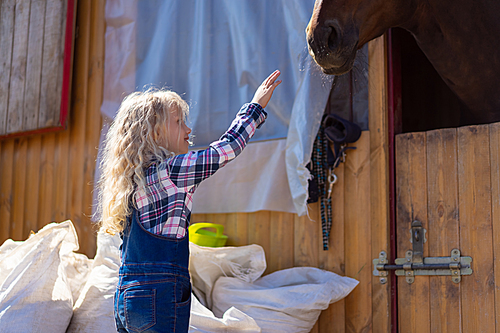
306,0,500,124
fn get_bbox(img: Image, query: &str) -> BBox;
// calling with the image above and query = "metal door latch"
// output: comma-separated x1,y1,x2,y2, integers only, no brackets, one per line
373,220,473,284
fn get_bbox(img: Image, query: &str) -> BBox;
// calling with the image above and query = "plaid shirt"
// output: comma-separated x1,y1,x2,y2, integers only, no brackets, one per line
134,103,267,238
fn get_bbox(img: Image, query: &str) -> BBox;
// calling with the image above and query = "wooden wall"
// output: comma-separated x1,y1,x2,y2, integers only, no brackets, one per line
0,0,104,258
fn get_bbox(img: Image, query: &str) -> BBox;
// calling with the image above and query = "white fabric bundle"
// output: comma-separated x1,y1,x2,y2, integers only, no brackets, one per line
0,221,90,333
189,243,267,309
67,231,265,332
0,222,358,332
212,267,359,333
66,230,121,332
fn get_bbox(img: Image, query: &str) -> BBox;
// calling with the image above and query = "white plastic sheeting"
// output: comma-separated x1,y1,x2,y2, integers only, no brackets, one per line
101,0,334,216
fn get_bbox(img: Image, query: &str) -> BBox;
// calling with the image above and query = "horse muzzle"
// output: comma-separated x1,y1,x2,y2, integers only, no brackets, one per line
307,19,358,75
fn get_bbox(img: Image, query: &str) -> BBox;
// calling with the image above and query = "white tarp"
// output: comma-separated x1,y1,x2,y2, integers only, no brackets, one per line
101,0,334,216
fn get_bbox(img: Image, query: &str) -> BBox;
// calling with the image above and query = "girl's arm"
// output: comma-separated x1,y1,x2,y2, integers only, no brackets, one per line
168,70,281,189
167,102,266,189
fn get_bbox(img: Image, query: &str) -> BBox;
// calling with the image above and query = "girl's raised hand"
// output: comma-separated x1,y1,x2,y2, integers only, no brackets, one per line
251,70,282,108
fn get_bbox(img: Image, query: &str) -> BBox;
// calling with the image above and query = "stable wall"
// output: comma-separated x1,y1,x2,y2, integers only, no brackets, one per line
0,0,104,258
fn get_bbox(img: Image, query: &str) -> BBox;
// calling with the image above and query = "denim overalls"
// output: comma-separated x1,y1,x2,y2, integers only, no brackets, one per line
114,208,191,332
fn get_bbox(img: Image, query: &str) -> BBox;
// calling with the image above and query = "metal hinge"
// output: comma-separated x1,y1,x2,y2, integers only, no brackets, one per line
373,220,473,284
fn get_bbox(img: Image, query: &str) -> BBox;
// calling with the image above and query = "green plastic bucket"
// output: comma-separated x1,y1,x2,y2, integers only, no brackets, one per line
188,223,228,247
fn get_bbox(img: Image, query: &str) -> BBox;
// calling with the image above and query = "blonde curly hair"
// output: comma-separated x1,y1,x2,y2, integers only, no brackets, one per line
96,89,189,234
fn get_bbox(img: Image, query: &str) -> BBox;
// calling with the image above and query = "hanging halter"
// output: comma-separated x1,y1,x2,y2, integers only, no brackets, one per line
311,114,361,250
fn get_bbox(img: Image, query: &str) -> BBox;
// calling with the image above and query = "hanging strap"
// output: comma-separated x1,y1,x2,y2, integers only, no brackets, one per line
310,114,362,250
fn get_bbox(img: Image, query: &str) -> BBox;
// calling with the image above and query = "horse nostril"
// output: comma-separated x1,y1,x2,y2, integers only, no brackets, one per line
327,25,339,51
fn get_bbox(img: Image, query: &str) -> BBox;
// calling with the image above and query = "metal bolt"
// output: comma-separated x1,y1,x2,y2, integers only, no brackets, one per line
454,271,459,275
380,278,387,284
454,257,458,261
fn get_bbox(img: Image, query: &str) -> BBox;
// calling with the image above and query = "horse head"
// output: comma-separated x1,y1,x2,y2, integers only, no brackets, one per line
306,0,415,75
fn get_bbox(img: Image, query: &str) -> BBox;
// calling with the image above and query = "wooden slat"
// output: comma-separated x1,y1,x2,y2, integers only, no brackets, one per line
294,202,320,333
457,125,496,332
38,133,56,225
10,138,28,240
368,35,391,333
318,162,345,333
0,0,15,135
39,0,66,128
269,211,294,272
248,211,272,274
67,0,91,251
53,131,70,222
23,136,42,237
396,132,430,333
426,128,461,333
294,202,319,268
0,141,15,240
7,0,31,134
23,0,46,130
80,0,105,256
344,132,371,332
233,213,249,245
218,213,238,246
489,122,500,333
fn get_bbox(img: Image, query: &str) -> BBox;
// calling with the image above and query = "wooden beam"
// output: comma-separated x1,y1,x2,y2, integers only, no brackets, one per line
39,0,66,128
426,128,461,333
396,132,430,332
458,125,495,332
318,162,345,333
344,132,372,332
488,122,500,333
7,0,31,134
0,0,15,135
23,0,47,131
368,35,392,333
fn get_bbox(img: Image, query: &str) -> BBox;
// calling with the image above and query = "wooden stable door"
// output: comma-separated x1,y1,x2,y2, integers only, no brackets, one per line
390,122,500,332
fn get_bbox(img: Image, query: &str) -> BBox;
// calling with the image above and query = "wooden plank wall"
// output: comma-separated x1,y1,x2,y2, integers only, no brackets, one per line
0,0,104,258
0,0,69,135
395,122,500,332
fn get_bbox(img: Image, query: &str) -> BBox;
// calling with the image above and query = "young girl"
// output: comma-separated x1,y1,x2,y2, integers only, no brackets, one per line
98,70,281,332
